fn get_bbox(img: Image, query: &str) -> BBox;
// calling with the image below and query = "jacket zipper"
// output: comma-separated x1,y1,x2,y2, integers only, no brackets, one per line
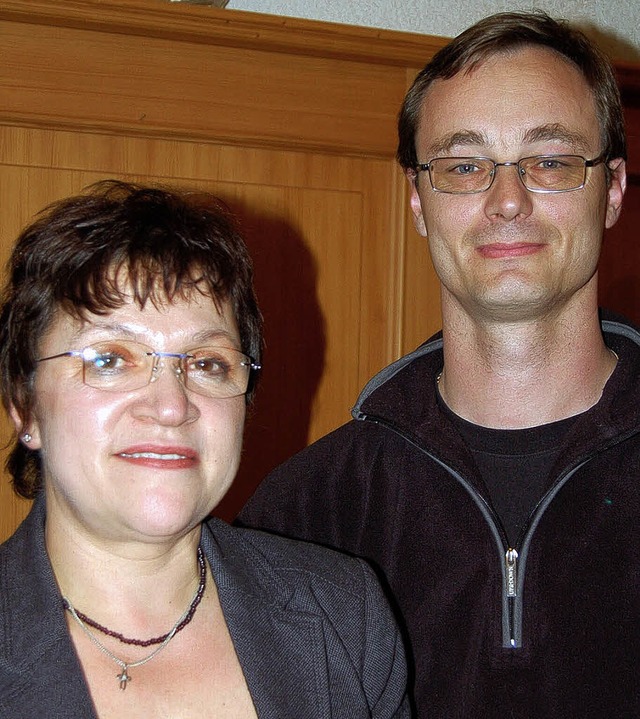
355,412,600,649
505,548,518,647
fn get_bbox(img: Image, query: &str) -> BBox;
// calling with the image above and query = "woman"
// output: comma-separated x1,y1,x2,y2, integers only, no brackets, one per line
0,181,410,718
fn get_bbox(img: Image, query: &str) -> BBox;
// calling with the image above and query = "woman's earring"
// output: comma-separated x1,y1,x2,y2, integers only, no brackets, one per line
22,433,32,443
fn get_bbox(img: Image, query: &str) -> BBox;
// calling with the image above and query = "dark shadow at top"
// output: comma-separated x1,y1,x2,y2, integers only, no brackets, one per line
577,22,640,64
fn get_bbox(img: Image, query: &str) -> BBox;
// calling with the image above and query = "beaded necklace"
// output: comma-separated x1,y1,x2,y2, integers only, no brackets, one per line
63,546,207,689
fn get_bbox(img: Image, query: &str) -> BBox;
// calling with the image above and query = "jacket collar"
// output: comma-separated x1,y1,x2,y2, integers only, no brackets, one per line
351,318,640,479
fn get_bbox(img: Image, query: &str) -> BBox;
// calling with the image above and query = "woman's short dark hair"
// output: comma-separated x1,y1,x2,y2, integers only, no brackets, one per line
0,180,263,499
397,11,627,171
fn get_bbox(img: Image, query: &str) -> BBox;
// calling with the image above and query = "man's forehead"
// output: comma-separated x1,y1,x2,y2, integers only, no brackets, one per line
415,47,600,156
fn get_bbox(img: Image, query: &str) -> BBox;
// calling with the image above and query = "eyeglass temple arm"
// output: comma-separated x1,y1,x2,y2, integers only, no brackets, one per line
37,351,81,363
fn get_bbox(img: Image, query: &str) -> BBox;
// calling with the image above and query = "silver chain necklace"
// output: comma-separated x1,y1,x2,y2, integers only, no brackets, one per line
63,550,207,690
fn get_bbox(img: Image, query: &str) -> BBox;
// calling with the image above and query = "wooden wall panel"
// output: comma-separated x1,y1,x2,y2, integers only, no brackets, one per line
0,0,446,156
0,0,637,543
0,123,407,537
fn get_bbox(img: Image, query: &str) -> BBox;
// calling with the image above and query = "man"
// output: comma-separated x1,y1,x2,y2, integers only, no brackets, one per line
239,12,639,717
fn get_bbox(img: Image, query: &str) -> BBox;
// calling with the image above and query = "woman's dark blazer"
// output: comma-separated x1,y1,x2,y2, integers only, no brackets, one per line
0,496,410,718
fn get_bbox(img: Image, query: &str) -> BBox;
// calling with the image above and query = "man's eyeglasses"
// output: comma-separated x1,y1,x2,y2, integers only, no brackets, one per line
414,154,607,195
37,340,261,399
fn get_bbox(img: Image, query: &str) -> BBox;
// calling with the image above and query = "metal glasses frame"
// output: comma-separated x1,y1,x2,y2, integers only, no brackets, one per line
414,153,607,194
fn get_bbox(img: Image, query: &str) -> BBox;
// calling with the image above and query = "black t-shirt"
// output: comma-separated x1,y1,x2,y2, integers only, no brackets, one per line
438,393,579,545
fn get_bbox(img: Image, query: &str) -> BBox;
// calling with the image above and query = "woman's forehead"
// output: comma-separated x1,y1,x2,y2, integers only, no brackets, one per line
42,292,238,350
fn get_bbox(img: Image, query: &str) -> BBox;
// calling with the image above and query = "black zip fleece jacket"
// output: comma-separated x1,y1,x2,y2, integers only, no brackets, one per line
239,319,640,718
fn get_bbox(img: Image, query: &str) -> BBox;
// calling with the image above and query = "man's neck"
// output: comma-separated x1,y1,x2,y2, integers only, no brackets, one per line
438,296,617,429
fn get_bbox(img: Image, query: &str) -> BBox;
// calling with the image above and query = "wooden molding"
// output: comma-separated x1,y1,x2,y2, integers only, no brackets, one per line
0,0,448,66
2,1,638,162
0,0,451,158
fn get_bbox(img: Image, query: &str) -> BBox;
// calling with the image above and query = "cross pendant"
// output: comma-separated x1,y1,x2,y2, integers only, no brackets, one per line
117,666,131,690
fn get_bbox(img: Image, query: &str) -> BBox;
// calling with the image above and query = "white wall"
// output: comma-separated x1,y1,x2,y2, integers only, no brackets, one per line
227,0,640,62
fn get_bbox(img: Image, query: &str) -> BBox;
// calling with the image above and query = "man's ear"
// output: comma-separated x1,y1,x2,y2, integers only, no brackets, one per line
407,170,429,238
605,158,626,230
8,403,41,449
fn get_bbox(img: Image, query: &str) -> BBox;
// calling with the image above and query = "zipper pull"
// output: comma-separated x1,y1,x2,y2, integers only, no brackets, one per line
505,548,518,597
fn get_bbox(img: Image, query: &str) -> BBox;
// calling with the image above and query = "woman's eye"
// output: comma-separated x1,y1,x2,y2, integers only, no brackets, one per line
83,343,139,373
195,358,226,374
91,353,127,371
189,355,231,379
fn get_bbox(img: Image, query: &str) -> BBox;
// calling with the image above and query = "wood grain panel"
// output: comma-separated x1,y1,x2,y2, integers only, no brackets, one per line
0,126,403,536
0,4,442,157
0,0,637,544
0,0,447,66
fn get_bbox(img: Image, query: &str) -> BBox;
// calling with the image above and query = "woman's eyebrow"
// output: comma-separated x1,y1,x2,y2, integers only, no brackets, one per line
71,324,239,347
69,323,138,343
191,328,239,346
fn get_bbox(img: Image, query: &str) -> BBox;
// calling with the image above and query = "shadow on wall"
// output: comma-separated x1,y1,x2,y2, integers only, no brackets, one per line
599,69,640,325
213,200,326,521
599,168,640,325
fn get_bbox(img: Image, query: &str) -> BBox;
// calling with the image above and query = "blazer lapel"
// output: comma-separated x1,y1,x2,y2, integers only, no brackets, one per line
201,521,332,719
0,498,98,719
224,593,331,718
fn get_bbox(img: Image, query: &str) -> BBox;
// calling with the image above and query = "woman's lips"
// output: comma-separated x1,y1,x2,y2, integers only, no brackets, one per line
116,445,199,469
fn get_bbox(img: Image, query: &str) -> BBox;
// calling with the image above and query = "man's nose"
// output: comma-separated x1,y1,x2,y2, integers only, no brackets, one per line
490,162,526,187
484,162,533,221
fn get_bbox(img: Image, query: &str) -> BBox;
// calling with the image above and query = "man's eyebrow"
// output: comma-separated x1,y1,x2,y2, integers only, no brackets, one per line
420,124,594,160
424,130,488,158
523,123,592,151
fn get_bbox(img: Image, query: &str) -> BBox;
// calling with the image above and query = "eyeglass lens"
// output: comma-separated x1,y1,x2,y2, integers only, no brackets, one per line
427,155,589,194
79,340,253,398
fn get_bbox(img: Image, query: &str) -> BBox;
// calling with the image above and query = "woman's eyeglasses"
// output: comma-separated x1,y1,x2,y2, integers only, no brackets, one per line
38,340,261,399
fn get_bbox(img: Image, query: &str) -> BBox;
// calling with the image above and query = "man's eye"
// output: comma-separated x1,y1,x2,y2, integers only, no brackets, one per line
451,163,482,175
536,159,565,170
